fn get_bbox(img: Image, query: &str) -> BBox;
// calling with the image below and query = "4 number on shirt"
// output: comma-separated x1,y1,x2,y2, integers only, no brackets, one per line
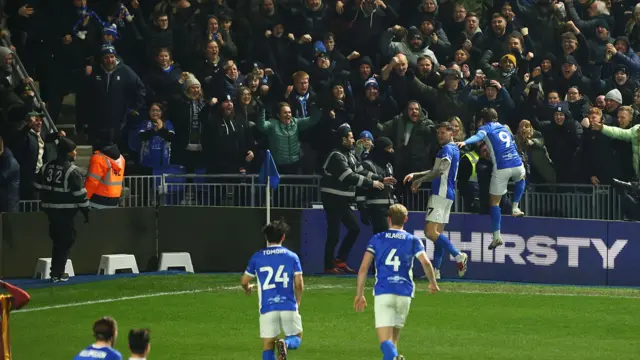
259,265,289,289
385,249,401,272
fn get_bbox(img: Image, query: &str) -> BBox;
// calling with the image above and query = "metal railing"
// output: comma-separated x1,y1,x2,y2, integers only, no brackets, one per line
158,174,322,208
0,36,57,135
16,174,627,220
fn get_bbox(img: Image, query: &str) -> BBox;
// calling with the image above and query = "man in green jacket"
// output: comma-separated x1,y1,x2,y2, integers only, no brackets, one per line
257,102,322,174
591,106,640,179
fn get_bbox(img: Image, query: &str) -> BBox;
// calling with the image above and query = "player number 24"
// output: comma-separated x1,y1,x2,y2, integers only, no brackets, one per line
385,249,401,272
259,265,289,289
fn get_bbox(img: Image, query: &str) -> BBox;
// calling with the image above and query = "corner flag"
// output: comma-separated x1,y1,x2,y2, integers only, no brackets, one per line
259,150,280,189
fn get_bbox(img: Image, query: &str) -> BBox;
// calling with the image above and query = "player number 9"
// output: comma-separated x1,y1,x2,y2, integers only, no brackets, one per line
498,131,511,148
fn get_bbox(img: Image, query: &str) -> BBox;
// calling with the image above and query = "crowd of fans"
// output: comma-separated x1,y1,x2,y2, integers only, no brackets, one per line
2,0,640,212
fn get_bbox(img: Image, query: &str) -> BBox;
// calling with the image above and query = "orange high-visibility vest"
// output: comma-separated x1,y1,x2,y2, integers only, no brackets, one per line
85,151,125,209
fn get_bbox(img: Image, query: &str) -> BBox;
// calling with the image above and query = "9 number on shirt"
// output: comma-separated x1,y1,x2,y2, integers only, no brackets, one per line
385,249,401,272
259,265,289,289
498,131,511,148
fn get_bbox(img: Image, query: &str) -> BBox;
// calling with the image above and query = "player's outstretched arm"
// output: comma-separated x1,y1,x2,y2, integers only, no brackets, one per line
294,274,304,307
416,158,450,183
240,274,254,296
458,131,486,147
416,253,440,294
354,252,374,312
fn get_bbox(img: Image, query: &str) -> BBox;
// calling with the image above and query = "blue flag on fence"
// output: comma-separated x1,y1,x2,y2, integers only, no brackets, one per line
259,150,280,189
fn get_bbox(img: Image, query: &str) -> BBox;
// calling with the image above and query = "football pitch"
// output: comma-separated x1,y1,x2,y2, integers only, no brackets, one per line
11,274,640,359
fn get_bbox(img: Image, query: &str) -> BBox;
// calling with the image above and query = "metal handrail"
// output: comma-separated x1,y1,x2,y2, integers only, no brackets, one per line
0,35,57,134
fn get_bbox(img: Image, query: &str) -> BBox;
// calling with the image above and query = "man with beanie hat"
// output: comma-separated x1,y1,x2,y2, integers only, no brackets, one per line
320,123,395,274
80,43,145,143
604,89,623,116
359,137,398,234
34,136,89,283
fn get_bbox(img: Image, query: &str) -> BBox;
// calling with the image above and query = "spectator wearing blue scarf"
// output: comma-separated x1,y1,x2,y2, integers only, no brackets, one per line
139,103,175,172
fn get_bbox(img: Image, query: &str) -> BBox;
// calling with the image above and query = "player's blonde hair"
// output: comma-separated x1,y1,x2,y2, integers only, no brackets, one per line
388,204,408,226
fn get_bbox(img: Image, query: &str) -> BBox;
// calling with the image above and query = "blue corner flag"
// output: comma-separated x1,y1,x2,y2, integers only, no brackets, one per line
259,150,280,189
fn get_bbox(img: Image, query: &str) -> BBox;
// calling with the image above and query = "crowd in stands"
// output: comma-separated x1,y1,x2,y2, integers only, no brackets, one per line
2,0,640,212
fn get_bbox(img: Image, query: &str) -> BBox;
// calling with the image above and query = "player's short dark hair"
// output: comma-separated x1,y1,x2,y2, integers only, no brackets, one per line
437,122,453,131
93,317,117,342
262,219,290,244
128,328,151,354
479,108,499,123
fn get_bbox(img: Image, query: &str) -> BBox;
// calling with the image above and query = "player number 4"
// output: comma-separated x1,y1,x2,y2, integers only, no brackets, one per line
259,265,289,290
385,249,401,272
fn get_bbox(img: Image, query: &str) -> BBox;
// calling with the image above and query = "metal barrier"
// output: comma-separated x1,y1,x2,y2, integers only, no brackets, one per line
0,36,57,135
17,174,627,220
158,174,322,208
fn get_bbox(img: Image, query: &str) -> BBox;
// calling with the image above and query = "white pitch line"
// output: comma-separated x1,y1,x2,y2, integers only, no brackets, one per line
12,283,640,314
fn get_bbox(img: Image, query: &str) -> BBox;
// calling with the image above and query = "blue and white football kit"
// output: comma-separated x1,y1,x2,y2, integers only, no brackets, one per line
463,122,525,196
366,229,426,329
73,344,122,360
244,245,303,339
462,122,526,245
425,141,466,276
427,142,460,224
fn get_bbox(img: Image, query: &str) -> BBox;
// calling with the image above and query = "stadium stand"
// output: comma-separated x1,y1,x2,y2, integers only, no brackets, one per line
1,0,640,220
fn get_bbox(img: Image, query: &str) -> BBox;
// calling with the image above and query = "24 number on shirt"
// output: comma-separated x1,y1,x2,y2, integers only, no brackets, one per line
259,265,290,289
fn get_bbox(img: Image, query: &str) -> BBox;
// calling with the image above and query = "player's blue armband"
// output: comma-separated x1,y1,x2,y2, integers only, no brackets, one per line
463,133,484,146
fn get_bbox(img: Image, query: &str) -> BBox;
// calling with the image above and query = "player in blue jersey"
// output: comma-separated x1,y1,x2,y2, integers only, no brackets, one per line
73,317,122,360
354,204,440,360
403,122,468,280
241,219,304,360
456,108,526,250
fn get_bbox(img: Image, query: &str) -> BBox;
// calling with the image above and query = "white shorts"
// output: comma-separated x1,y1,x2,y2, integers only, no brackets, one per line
426,195,453,224
375,294,412,328
490,165,526,196
259,311,303,339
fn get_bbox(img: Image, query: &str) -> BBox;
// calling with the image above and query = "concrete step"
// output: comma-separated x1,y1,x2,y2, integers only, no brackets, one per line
75,145,93,172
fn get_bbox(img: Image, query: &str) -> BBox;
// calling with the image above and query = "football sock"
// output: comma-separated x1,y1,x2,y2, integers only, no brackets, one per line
285,335,301,350
513,179,525,206
380,340,398,360
490,205,501,239
436,233,460,257
262,349,276,360
432,241,444,269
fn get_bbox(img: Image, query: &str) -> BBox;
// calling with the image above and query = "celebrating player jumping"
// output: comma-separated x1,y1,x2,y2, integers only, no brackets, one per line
241,220,304,360
354,204,439,360
403,122,468,279
456,108,526,250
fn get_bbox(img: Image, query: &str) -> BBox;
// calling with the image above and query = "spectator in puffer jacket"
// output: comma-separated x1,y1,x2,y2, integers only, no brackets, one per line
591,106,640,179
377,100,436,186
380,25,439,69
531,102,583,183
0,136,20,213
517,119,556,184
257,101,321,174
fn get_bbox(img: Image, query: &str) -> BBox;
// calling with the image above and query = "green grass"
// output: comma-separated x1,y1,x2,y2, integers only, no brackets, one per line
12,275,640,359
